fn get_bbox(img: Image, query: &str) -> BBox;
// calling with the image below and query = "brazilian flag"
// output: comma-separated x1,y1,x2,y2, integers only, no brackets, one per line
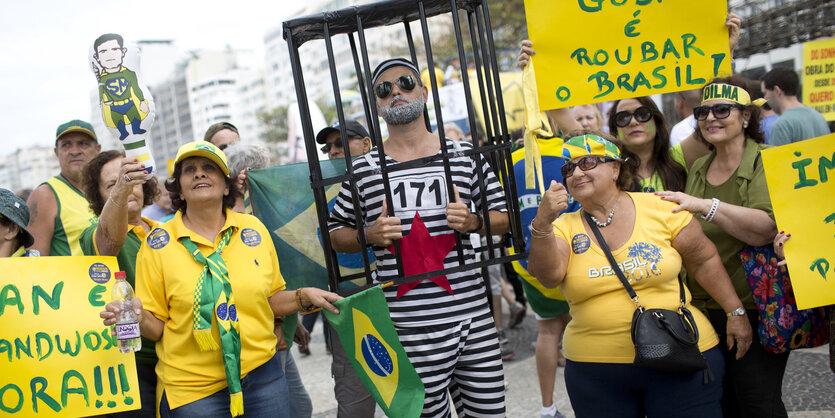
324,286,425,417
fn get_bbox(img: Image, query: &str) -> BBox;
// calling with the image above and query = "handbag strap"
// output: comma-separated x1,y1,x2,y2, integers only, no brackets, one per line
583,211,686,308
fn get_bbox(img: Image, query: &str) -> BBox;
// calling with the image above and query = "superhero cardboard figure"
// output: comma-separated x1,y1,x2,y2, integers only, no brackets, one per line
90,33,156,178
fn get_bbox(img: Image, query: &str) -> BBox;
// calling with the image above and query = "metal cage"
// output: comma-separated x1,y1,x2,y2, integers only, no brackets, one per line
282,0,525,293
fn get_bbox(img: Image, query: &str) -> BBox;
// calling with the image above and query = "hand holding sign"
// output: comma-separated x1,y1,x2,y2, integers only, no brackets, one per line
90,33,156,179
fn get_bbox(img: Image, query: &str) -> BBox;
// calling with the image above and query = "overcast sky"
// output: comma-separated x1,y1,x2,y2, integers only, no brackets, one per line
0,1,303,157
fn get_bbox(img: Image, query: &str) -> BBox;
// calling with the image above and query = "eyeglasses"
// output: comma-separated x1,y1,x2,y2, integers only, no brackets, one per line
614,106,653,128
561,156,613,179
320,137,361,154
693,103,745,121
374,75,417,99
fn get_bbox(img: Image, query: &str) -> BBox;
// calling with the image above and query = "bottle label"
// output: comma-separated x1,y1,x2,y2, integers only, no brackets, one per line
116,322,140,340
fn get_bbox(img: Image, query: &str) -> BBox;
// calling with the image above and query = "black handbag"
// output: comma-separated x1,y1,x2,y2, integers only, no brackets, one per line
584,212,708,374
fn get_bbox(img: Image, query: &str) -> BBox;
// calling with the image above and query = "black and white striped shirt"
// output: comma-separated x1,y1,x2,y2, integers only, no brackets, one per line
329,139,508,326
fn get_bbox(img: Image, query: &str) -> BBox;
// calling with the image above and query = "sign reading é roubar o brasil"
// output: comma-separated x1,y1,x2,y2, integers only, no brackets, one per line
524,0,732,109
0,257,140,416
761,133,835,310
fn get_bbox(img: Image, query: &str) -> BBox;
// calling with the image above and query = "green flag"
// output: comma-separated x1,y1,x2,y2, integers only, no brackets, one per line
247,159,375,345
247,159,374,292
324,286,425,417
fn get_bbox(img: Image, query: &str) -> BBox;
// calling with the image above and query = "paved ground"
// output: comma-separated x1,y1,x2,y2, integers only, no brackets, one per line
294,305,834,417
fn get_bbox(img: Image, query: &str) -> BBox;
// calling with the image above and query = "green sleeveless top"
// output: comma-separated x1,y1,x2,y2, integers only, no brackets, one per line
43,176,97,256
639,143,686,192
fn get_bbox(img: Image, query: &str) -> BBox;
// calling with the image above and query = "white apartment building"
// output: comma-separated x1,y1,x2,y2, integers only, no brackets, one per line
0,146,61,192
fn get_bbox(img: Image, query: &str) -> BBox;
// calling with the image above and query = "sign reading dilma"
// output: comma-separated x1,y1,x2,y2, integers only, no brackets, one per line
524,0,732,109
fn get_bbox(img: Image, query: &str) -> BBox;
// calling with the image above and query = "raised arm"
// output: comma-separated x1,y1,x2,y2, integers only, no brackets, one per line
527,181,571,287
96,158,147,256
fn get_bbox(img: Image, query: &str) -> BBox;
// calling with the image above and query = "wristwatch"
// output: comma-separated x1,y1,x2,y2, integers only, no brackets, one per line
726,307,746,317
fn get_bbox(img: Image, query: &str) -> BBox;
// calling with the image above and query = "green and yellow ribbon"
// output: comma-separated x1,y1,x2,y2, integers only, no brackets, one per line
180,227,244,416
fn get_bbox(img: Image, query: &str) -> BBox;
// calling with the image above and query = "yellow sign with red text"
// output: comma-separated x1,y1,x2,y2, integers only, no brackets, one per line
0,257,140,417
761,133,835,309
803,38,835,121
524,0,732,109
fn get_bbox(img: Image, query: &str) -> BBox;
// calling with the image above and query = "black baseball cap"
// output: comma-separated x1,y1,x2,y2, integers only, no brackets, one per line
316,120,370,145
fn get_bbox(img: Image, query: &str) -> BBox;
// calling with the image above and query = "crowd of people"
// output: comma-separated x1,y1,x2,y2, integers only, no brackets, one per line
2,11,833,418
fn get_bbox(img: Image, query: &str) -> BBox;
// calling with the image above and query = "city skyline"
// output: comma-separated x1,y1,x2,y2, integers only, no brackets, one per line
0,0,303,158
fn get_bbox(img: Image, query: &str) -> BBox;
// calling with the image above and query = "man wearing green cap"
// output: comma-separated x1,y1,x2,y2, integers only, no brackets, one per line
26,120,100,256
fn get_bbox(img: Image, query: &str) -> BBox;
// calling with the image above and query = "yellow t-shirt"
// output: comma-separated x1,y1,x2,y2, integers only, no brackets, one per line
135,209,285,408
554,192,718,363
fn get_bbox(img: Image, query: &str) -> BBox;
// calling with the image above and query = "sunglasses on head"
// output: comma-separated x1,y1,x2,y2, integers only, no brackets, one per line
320,137,361,154
374,75,417,99
693,103,745,121
561,156,613,179
614,106,653,128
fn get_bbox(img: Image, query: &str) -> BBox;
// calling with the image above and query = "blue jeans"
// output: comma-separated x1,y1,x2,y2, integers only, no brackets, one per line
565,346,725,418
278,349,312,417
159,353,290,418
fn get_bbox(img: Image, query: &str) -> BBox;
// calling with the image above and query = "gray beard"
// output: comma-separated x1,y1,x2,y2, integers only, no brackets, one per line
380,92,425,125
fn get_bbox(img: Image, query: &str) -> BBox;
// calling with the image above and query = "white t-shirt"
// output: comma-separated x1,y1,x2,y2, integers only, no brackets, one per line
669,114,696,146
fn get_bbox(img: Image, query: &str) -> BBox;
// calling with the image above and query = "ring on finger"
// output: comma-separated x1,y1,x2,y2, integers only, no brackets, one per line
124,175,131,182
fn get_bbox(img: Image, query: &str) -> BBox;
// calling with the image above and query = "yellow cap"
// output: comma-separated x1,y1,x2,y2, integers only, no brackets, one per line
174,141,230,177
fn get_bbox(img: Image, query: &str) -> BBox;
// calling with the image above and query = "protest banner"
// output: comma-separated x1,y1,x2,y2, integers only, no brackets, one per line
524,0,732,109
761,133,835,309
0,256,140,416
803,38,835,121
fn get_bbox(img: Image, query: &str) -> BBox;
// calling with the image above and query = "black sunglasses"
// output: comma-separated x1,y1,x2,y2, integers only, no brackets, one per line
374,75,417,99
693,103,745,121
320,137,361,154
561,156,613,179
614,106,653,128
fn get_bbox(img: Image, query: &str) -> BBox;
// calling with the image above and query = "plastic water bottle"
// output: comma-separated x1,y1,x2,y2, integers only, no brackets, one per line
112,271,141,353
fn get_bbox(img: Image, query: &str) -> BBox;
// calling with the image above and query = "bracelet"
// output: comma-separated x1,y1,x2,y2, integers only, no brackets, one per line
530,220,553,239
356,226,371,247
701,198,720,223
295,288,315,312
468,213,484,233
108,196,126,208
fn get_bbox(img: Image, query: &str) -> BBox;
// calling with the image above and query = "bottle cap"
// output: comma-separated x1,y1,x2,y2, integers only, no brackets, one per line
115,271,126,279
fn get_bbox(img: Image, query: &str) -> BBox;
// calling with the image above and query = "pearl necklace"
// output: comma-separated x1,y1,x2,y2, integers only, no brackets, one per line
588,196,619,228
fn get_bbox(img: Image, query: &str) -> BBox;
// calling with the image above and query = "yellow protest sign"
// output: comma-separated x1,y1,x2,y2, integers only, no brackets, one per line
524,0,732,109
0,257,140,416
761,133,835,310
803,38,835,121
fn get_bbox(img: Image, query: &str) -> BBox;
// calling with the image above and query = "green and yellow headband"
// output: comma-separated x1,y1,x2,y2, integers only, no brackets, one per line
561,134,621,160
701,83,767,106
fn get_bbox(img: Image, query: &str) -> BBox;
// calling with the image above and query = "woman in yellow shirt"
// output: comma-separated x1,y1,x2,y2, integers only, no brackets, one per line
102,141,341,417
528,132,751,417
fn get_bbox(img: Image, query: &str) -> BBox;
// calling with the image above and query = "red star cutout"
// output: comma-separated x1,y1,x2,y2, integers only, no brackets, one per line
388,212,457,299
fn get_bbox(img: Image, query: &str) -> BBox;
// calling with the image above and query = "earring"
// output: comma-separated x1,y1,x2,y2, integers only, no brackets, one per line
743,121,748,128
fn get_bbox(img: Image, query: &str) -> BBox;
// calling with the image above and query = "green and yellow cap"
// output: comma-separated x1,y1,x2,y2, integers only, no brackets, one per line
174,141,230,177
561,134,621,161
55,120,97,144
702,83,767,106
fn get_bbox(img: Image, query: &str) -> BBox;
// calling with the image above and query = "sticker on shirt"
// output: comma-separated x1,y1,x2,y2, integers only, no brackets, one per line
571,234,590,254
147,228,170,249
390,173,449,213
216,302,239,322
241,228,261,247
89,262,111,284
